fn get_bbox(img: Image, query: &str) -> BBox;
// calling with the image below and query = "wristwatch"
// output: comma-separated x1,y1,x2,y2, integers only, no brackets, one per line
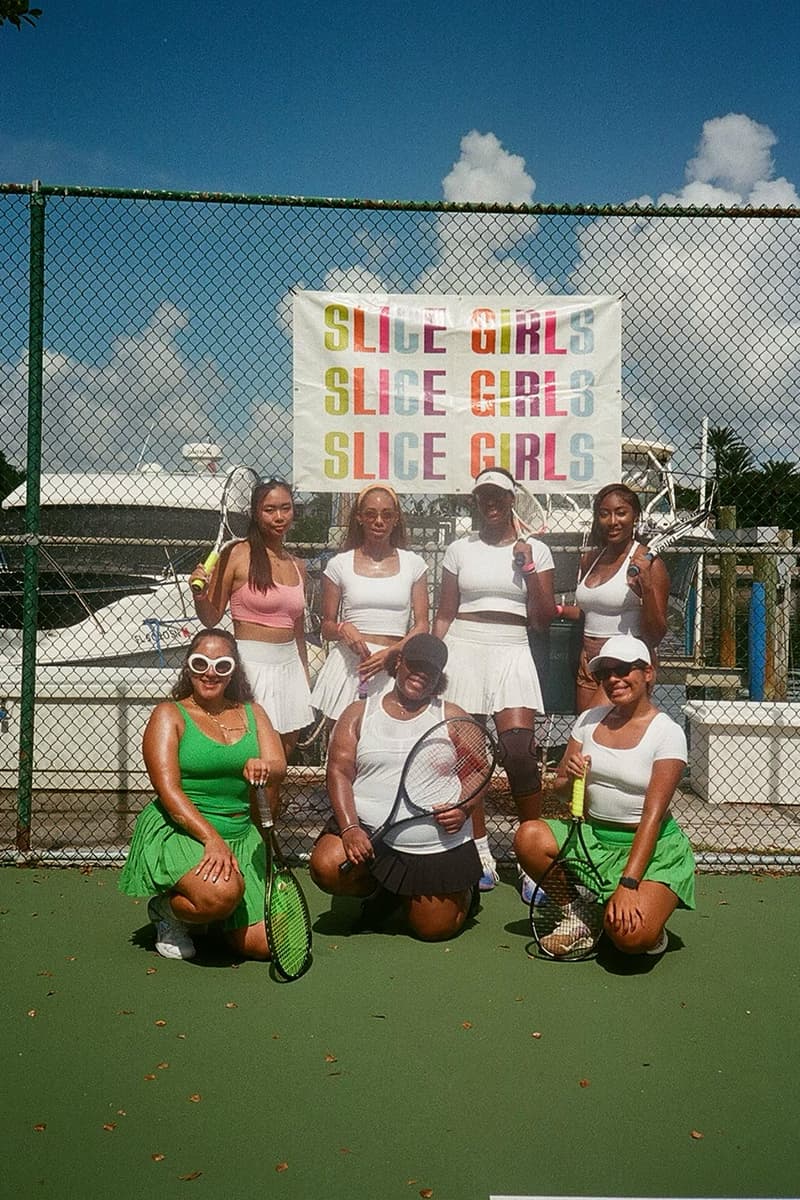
619,875,640,890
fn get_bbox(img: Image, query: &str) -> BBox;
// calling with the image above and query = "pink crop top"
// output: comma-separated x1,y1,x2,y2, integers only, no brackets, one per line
229,576,305,629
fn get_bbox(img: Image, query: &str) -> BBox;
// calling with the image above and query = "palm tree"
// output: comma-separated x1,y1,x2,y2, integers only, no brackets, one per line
708,427,754,511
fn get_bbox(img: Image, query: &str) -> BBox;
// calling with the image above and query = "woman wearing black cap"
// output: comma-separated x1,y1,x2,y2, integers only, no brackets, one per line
309,633,483,940
433,467,556,898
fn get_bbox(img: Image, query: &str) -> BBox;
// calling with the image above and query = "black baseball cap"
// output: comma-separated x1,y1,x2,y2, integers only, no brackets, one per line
401,633,448,673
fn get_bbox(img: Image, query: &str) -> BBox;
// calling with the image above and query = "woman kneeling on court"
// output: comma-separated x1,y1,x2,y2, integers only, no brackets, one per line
514,635,696,957
309,633,484,941
119,628,286,961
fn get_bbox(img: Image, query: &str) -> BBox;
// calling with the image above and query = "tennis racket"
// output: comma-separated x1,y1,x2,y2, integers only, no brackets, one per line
255,785,313,981
628,505,713,578
529,770,605,961
512,482,548,566
190,466,258,592
339,716,497,874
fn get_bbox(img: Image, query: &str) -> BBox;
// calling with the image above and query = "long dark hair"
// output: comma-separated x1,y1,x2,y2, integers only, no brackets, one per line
171,628,254,703
343,485,409,551
247,478,294,593
588,483,642,548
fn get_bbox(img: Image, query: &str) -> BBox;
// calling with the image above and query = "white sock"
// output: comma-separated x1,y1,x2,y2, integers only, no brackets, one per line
473,835,493,861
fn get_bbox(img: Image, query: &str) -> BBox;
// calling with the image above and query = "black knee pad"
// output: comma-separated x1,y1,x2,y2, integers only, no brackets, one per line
497,726,541,796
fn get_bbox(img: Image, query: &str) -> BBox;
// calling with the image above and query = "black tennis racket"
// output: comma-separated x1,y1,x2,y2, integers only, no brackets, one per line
627,505,713,578
191,466,258,592
339,716,497,874
255,785,312,981
529,771,605,961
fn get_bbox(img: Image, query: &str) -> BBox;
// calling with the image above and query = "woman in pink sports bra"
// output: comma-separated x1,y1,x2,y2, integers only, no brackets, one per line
189,479,313,764
564,484,670,712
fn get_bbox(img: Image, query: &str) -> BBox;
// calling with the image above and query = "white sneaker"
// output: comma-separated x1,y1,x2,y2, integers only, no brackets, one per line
518,867,536,906
148,895,196,960
539,912,594,957
645,928,669,956
478,853,499,892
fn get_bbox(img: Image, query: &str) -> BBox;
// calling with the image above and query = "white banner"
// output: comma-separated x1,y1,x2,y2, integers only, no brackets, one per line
293,292,621,494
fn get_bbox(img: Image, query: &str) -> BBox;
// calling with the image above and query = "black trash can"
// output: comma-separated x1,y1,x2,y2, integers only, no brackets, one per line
529,617,583,715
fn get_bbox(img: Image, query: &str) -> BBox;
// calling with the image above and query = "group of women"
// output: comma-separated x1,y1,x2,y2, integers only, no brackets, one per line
119,470,696,962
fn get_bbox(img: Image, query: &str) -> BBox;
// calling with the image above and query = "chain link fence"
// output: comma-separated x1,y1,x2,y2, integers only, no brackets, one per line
1,183,798,868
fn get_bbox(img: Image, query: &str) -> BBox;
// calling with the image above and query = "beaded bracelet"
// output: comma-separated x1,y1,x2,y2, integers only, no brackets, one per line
339,822,359,835
521,561,537,575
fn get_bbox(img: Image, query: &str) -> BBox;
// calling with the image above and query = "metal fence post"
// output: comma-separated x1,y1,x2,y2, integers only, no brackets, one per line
16,181,46,851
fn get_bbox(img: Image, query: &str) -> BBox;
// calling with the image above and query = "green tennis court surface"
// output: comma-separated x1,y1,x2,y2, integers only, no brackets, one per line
3,868,798,1200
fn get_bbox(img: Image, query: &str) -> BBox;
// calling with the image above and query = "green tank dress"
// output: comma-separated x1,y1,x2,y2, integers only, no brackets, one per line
119,702,267,930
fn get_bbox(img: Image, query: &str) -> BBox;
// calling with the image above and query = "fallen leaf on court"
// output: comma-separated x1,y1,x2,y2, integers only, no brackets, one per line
176,1033,187,1040
117,1109,127,1116
579,1079,590,1088
146,967,157,975
33,1124,46,1132
420,1190,434,1198
224,1001,238,1009
339,1147,351,1154
690,1129,704,1139
37,970,53,977
157,1061,169,1070
275,1162,289,1173
117,1009,134,1015
155,1019,167,1027
144,1074,157,1081
188,1094,202,1103
178,1170,202,1180
65,956,76,962
102,1123,117,1132
151,1153,165,1162
27,1009,37,1018
531,1031,542,1039
461,1021,473,1030
324,1052,337,1063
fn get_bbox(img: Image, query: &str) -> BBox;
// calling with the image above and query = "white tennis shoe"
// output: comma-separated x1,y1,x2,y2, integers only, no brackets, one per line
148,895,196,960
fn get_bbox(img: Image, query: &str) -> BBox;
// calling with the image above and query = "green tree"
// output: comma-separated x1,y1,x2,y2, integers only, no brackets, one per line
0,1,41,28
708,426,754,511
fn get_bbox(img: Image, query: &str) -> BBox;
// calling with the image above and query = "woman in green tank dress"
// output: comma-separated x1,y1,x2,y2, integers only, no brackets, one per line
120,628,286,961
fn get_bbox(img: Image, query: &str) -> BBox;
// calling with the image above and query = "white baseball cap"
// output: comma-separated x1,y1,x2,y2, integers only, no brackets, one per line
587,635,652,674
472,469,515,494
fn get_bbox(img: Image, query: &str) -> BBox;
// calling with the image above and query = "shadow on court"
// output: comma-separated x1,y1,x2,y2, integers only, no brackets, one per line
3,867,798,1200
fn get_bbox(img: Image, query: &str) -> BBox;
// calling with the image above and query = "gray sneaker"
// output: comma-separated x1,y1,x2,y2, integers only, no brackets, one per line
147,895,196,960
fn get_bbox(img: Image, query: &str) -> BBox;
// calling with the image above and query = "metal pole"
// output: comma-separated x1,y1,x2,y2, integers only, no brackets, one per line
16,182,46,851
692,417,708,664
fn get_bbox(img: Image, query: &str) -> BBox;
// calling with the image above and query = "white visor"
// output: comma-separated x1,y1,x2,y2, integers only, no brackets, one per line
472,470,515,494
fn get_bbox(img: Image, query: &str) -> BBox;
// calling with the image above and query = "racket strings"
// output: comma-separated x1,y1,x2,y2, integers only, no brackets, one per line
403,723,494,814
268,871,312,980
531,854,604,961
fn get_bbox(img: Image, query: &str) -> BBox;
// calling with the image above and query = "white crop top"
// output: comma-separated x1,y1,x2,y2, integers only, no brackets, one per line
442,533,554,618
575,545,642,638
353,691,472,854
324,549,428,637
571,706,687,824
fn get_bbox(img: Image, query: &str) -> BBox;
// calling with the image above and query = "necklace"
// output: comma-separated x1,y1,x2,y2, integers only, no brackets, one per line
188,699,246,740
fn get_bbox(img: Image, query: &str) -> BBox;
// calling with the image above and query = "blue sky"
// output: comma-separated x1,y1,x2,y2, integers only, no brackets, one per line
2,1,799,482
2,0,799,205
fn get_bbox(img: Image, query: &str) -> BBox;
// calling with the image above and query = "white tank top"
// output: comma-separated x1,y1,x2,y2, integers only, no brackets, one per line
575,544,642,638
353,691,472,854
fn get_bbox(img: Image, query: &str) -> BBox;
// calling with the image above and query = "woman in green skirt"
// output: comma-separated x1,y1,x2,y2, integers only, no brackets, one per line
120,628,286,961
514,633,695,958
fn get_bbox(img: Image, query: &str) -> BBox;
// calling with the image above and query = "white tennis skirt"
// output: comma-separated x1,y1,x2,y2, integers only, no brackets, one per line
237,638,314,734
441,619,544,716
310,641,390,720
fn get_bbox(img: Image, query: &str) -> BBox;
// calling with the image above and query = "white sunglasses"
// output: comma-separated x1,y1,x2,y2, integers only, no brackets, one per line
187,653,236,677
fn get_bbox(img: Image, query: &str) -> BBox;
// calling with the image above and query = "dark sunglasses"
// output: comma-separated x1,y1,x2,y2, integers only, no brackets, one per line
592,660,646,682
188,653,236,677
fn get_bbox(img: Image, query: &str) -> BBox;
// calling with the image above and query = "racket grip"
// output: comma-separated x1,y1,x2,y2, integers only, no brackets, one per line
627,551,655,579
190,548,220,592
569,772,586,819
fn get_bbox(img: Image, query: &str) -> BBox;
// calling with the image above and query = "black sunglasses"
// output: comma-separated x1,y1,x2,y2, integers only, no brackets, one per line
592,660,647,682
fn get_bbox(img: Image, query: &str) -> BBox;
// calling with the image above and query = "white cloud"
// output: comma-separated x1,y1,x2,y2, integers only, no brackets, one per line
571,113,800,467
442,130,536,206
